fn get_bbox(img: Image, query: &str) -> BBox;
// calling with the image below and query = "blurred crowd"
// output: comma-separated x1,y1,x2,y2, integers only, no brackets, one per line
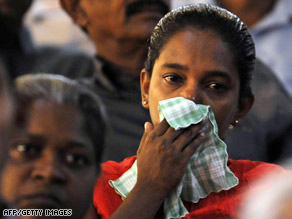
0,0,291,218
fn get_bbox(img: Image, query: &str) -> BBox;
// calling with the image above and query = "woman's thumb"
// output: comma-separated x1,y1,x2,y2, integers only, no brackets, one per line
144,121,154,134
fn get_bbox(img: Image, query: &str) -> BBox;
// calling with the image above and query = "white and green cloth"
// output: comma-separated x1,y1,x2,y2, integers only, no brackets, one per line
109,97,239,219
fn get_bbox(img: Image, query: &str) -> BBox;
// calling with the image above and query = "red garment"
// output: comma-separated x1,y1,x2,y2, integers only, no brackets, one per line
93,156,288,219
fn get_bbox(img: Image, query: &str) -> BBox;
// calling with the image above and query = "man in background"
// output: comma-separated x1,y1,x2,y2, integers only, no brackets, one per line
61,0,171,161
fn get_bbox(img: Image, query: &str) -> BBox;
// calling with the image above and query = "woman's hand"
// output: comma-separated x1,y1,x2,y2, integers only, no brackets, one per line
109,119,207,219
136,119,207,197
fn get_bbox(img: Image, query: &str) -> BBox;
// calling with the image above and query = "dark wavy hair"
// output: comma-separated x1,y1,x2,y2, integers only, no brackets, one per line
145,4,255,98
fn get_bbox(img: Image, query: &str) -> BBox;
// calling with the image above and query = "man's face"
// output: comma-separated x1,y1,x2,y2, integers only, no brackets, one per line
78,0,170,41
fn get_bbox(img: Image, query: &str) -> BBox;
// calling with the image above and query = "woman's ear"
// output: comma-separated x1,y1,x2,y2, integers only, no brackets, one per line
140,69,150,109
232,94,254,125
60,0,89,28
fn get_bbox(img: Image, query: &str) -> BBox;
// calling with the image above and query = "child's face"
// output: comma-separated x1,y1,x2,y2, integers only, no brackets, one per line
1,100,98,219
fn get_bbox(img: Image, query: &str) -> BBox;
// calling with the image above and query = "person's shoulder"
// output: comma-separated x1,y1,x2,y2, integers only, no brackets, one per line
100,156,137,178
93,156,137,217
28,47,95,78
95,155,137,193
98,156,137,184
94,156,137,201
252,58,291,102
228,159,290,182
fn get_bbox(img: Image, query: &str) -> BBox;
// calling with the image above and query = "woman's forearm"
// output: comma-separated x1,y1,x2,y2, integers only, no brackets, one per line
109,182,167,219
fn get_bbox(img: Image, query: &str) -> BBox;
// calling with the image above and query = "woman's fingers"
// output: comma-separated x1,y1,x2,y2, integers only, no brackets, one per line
137,122,154,155
173,119,208,151
138,118,208,164
182,131,206,159
136,118,209,195
154,119,170,136
144,122,154,133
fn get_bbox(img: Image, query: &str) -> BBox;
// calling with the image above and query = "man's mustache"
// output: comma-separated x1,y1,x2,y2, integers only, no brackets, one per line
125,0,170,20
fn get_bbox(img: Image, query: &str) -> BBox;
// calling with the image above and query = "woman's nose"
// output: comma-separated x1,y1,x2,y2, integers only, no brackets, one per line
31,150,66,184
180,83,201,103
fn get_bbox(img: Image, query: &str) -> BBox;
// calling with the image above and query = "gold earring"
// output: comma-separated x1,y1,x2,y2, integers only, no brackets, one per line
142,100,148,105
229,120,239,129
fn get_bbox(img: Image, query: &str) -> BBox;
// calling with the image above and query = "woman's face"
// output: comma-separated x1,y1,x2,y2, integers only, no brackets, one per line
1,100,98,219
141,28,252,138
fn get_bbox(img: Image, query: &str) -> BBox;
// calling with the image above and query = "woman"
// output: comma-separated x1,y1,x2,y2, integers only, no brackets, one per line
93,4,289,219
1,74,106,219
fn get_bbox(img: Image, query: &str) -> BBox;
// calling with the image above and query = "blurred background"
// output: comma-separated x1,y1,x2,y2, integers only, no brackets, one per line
23,0,189,56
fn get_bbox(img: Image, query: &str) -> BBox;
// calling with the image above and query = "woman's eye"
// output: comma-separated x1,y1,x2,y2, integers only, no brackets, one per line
16,144,28,152
65,153,89,167
9,143,40,160
208,83,228,92
15,143,38,154
163,74,183,84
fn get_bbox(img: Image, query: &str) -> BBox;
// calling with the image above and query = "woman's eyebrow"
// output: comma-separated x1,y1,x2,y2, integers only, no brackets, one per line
66,141,93,152
26,134,45,142
65,141,93,153
162,63,189,71
205,71,232,82
66,141,87,149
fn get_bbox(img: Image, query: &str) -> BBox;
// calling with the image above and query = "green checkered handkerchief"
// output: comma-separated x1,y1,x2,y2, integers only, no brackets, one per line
109,97,239,219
